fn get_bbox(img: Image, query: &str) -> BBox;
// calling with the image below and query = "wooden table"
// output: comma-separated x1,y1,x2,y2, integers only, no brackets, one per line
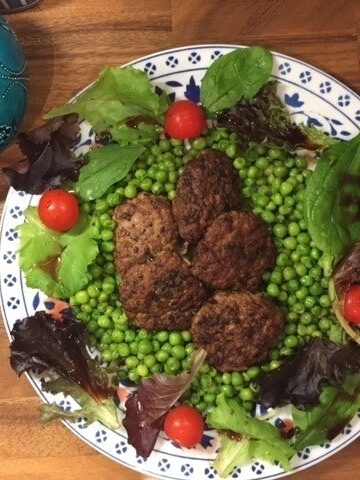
1,1,360,479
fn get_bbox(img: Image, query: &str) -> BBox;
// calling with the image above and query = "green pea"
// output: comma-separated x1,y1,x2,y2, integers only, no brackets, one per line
295,263,307,276
267,283,280,297
284,335,298,348
192,137,207,150
273,223,287,239
288,222,300,237
126,356,139,368
283,236,297,250
155,170,168,183
136,364,149,377
283,266,296,281
151,182,164,195
140,178,153,191
239,388,254,401
225,144,237,158
138,339,153,355
261,211,275,224
232,157,245,170
319,294,331,307
156,350,169,363
171,345,186,360
124,184,137,199
165,357,181,375
169,332,183,346
75,290,89,305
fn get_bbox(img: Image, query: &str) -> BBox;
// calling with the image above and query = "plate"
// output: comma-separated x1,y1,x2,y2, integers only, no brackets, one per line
1,45,360,480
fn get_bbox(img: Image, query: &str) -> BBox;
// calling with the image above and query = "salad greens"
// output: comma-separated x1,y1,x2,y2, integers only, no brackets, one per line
304,132,360,257
45,66,168,134
293,372,360,451
200,46,273,114
10,311,116,403
2,115,81,194
217,81,336,151
18,207,99,298
257,337,360,409
208,395,295,477
123,349,207,459
76,144,145,200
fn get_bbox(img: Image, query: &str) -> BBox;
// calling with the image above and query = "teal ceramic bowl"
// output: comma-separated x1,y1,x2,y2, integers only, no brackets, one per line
0,16,28,151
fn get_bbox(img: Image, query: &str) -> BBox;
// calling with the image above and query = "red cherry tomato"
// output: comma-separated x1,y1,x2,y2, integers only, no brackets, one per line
165,100,206,139
164,405,204,448
38,189,79,232
344,284,360,324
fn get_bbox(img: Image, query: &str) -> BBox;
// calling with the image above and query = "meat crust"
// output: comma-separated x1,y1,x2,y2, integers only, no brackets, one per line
192,210,276,290
191,291,283,372
172,149,241,244
114,193,178,275
120,250,207,330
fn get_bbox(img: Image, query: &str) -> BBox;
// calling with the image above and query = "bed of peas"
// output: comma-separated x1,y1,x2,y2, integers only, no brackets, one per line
70,127,338,414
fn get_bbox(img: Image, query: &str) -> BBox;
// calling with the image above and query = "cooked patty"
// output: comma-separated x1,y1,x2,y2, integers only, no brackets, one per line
192,210,276,291
114,193,179,275
172,149,242,244
119,250,207,330
191,291,283,372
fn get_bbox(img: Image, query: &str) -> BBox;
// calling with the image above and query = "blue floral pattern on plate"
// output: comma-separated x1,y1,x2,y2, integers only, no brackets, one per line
1,45,360,480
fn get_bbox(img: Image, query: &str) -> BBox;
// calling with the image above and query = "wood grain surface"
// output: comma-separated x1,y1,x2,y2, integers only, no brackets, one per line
1,1,360,479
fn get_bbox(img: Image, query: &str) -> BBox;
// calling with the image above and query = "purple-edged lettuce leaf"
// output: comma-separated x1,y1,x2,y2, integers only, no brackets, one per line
293,372,360,450
10,310,117,402
2,115,81,194
123,349,207,459
217,81,336,152
257,337,360,410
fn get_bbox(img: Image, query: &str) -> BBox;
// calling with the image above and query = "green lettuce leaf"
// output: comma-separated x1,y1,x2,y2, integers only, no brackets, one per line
293,372,360,451
41,376,119,430
304,133,360,256
110,122,158,146
75,144,145,200
18,207,99,298
207,395,294,476
44,66,167,133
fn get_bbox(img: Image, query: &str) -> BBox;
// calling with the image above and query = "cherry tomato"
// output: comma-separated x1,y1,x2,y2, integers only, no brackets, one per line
38,189,79,232
165,100,206,139
164,405,204,448
344,284,360,324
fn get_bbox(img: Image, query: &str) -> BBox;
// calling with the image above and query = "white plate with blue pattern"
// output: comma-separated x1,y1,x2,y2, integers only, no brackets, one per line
1,45,360,480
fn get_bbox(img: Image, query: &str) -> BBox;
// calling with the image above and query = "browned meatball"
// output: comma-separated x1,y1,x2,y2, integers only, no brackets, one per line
192,211,276,291
120,250,207,330
191,291,283,372
114,193,179,276
172,149,241,244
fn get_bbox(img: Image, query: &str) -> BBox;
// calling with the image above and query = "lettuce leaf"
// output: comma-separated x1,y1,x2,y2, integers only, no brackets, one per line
257,338,360,409
10,311,117,401
123,349,207,459
18,207,99,298
41,376,119,430
2,115,81,194
44,66,167,134
110,122,158,146
217,81,336,151
75,144,145,200
293,372,360,450
208,395,294,477
10,311,119,428
200,47,273,114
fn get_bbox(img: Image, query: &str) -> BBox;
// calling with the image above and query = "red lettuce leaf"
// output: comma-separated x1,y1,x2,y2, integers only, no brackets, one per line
10,310,116,402
217,81,329,151
333,240,360,299
123,349,207,459
2,115,81,194
257,337,360,410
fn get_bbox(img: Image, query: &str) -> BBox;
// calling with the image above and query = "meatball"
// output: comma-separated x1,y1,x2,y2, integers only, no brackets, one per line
192,210,276,291
191,291,283,372
114,193,179,275
172,149,241,244
120,250,207,330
